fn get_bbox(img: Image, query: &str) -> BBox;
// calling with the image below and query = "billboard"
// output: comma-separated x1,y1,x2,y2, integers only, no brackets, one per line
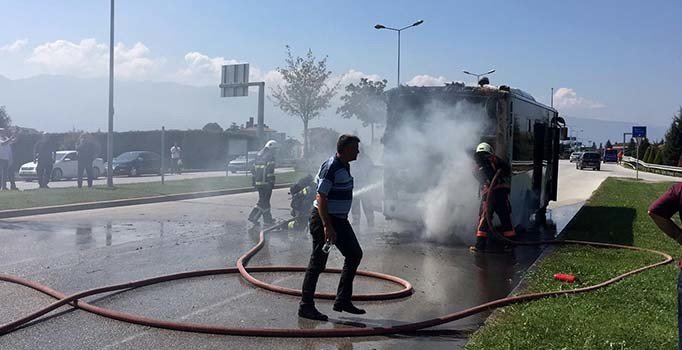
632,126,647,138
221,64,249,97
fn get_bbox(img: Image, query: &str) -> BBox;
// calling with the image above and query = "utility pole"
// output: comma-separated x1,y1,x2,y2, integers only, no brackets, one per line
106,0,115,188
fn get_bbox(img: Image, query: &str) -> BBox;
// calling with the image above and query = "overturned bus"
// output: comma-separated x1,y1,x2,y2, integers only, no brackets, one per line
381,82,562,232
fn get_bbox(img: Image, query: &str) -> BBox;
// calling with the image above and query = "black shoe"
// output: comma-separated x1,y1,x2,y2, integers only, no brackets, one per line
333,302,366,315
298,306,328,321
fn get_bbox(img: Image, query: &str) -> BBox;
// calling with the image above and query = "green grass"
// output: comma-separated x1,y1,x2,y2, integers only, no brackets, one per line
0,172,302,210
465,178,682,350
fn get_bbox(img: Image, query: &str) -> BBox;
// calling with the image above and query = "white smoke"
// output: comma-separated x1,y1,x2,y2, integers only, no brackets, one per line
384,100,488,244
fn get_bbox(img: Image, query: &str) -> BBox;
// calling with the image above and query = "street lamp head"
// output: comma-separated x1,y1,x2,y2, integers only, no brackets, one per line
374,24,386,29
485,69,496,75
462,70,472,75
412,20,424,27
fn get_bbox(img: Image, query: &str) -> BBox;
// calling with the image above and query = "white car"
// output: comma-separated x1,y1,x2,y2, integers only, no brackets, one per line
19,150,105,181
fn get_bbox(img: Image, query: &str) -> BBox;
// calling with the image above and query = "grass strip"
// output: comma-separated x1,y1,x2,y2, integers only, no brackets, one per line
0,171,303,211
465,177,681,350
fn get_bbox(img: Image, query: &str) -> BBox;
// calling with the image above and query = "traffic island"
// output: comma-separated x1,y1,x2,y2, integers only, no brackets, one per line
0,172,302,218
465,178,681,349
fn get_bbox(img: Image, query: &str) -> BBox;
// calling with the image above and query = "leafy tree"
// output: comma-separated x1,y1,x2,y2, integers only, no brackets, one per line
0,106,11,128
662,107,682,165
653,147,663,164
270,46,339,156
637,138,650,160
202,122,223,133
605,139,612,149
598,142,603,150
337,78,388,145
227,122,240,132
627,138,636,156
591,141,597,150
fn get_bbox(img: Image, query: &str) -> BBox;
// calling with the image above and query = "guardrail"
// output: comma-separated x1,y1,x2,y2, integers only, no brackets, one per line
621,156,682,177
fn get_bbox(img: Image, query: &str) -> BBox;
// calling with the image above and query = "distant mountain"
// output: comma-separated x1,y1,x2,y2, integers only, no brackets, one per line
0,74,365,140
564,116,667,145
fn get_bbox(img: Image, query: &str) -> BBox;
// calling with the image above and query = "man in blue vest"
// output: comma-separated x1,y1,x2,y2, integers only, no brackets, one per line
248,140,279,225
298,134,365,321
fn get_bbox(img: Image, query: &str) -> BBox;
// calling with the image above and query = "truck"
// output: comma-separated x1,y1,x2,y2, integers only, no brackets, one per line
381,82,562,231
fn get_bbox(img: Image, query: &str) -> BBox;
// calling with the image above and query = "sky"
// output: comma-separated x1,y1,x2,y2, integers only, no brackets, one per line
0,0,681,131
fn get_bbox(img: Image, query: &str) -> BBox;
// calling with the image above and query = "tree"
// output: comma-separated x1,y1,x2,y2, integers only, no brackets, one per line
662,107,682,165
653,147,663,164
637,138,650,160
337,78,388,145
644,146,654,163
0,106,11,128
227,122,240,132
598,142,603,150
271,46,339,156
605,139,612,149
591,141,597,150
627,138,636,156
202,122,223,133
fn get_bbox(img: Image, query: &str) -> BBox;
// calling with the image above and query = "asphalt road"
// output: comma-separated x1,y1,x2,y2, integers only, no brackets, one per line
12,168,294,191
0,161,678,349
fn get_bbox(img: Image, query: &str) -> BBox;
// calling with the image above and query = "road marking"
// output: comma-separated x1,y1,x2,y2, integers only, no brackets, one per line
101,275,294,348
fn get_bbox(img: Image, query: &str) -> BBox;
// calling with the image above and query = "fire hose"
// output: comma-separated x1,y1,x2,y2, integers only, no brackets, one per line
0,186,674,338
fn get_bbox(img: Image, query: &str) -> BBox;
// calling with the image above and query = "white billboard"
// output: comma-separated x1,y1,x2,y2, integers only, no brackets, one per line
221,63,249,97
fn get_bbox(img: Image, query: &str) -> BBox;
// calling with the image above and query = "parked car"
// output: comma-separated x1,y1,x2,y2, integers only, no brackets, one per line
576,151,601,171
227,151,259,172
569,151,583,163
19,150,105,181
108,151,161,177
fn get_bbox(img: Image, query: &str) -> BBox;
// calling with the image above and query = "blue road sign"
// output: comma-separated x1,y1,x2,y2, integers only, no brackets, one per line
633,126,647,138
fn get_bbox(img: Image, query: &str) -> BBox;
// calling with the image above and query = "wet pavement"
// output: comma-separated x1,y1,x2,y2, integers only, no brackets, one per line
0,161,676,349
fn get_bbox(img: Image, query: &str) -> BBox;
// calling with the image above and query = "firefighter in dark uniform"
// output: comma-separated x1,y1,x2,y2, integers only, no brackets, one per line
248,140,279,225
471,142,516,253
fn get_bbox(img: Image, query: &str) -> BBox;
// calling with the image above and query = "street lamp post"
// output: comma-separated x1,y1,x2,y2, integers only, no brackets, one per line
462,69,496,85
107,0,115,188
374,20,424,87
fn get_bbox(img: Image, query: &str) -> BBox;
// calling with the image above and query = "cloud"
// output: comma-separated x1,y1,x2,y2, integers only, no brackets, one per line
27,38,160,79
553,87,605,110
1,39,28,53
176,51,285,89
405,74,449,87
336,69,384,87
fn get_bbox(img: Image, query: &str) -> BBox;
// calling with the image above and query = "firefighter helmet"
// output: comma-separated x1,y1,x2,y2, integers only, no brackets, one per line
476,142,493,154
265,140,280,149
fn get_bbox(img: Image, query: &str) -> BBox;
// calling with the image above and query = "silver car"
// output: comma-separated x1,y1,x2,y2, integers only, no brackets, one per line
569,152,583,163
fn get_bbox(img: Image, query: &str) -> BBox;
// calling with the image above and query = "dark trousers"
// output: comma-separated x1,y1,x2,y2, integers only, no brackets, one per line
477,187,515,238
257,184,273,211
678,270,682,350
300,208,363,307
36,161,52,188
77,159,94,188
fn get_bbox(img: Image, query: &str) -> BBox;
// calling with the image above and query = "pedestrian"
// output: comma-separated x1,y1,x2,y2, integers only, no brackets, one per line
350,148,375,227
648,184,682,350
76,133,98,188
6,127,18,190
33,133,56,189
247,140,279,225
0,128,15,190
170,142,182,174
298,134,365,321
470,142,516,253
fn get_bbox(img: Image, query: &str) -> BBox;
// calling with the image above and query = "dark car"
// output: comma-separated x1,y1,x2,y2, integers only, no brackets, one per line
576,151,601,171
110,151,161,176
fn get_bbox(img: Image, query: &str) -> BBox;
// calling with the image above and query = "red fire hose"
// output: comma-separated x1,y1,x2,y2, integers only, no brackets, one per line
0,197,674,337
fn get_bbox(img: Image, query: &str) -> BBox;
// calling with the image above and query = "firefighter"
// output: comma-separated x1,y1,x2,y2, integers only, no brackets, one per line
287,174,316,231
248,140,279,225
471,142,516,253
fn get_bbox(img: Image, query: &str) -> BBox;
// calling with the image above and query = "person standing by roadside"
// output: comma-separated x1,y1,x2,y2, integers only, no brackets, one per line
649,184,682,350
33,133,56,189
76,133,98,188
298,134,365,321
170,142,182,174
6,127,18,190
0,128,16,190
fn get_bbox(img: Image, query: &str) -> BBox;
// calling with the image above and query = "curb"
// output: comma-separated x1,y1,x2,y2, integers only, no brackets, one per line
0,183,293,219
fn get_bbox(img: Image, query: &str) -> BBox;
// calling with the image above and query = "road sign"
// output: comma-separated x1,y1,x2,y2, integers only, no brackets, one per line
221,64,249,97
228,139,248,156
632,126,646,138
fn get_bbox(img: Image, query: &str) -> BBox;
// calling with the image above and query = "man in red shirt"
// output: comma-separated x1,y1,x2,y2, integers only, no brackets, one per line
648,183,682,350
